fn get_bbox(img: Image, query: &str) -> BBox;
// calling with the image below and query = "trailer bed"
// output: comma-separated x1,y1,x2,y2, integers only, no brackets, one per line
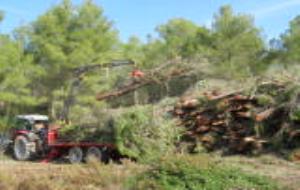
48,141,116,149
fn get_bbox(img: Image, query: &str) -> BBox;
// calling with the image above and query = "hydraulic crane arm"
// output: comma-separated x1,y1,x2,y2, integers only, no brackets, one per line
60,60,135,122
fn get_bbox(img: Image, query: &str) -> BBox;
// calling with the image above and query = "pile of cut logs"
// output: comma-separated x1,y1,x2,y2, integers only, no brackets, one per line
173,81,300,154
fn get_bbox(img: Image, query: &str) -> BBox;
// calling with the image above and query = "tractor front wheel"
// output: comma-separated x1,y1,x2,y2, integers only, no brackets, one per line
14,136,34,161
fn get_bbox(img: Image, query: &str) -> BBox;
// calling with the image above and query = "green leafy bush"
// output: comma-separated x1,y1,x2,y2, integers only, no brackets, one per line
126,154,280,190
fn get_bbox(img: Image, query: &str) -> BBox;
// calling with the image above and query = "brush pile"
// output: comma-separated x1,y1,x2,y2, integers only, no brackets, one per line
57,122,115,143
58,105,180,162
173,80,300,154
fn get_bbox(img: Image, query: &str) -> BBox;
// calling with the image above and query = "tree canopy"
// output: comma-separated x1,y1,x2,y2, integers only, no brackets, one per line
282,16,300,64
0,1,299,122
211,5,264,77
22,0,119,119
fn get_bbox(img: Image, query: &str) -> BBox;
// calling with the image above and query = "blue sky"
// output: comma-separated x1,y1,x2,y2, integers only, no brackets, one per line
0,0,300,42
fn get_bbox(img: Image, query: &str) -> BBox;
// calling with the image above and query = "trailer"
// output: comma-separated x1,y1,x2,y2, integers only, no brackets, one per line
10,114,119,163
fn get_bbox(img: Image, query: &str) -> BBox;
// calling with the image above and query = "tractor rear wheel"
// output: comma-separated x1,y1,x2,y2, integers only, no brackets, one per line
14,136,34,161
68,147,83,164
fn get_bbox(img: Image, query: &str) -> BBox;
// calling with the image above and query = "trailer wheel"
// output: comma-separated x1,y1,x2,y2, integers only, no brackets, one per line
14,136,34,161
85,147,102,162
68,147,83,164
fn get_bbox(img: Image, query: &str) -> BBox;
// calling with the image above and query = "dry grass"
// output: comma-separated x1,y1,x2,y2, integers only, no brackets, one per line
0,159,145,190
0,154,294,190
219,154,300,190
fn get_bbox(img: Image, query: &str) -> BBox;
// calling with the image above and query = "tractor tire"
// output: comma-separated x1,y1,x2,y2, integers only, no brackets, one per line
14,136,35,161
68,147,83,164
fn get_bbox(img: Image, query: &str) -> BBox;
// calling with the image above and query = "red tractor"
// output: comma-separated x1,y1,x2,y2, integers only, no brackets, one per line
10,114,118,163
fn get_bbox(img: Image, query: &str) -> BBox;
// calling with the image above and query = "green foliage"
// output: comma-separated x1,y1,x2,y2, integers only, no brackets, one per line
0,116,15,132
0,33,44,115
156,18,200,58
1,1,300,154
58,105,182,163
23,0,119,119
256,94,275,106
126,154,279,190
211,5,264,77
0,11,4,22
282,16,300,63
0,2,288,118
141,38,168,68
123,5,265,81
58,120,115,143
114,105,181,163
58,107,116,143
59,124,87,141
29,0,118,71
290,107,300,121
182,27,213,59
122,36,145,65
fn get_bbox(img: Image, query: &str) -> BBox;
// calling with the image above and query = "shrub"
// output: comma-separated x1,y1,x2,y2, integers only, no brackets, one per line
126,154,280,190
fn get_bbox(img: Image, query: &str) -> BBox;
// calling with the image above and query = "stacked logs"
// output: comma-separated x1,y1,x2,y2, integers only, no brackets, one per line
173,81,300,154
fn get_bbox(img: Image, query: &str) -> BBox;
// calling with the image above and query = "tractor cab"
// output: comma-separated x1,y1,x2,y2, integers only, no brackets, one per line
14,115,49,133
